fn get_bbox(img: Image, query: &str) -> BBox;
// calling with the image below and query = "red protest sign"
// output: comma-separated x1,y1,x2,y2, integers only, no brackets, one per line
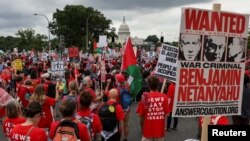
68,47,79,62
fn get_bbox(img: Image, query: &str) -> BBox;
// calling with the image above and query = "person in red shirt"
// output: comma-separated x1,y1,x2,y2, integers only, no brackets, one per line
76,90,102,141
3,100,26,139
99,88,125,141
29,84,60,129
10,102,47,141
49,98,91,141
166,82,178,131
17,80,35,108
137,76,170,141
80,76,102,113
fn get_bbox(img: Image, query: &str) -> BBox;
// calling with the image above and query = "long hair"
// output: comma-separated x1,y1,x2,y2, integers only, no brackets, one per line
69,80,78,95
29,84,46,105
6,100,22,118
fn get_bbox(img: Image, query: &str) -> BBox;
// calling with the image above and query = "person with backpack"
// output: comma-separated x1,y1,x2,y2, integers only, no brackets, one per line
114,73,131,141
76,90,102,141
49,98,91,141
10,102,47,141
137,76,170,141
98,88,125,141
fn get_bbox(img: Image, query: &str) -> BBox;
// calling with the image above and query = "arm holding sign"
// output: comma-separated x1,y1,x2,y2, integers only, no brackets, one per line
54,82,61,102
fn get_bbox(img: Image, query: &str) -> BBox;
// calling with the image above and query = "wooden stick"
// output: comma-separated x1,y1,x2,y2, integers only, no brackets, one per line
160,79,166,93
201,3,221,141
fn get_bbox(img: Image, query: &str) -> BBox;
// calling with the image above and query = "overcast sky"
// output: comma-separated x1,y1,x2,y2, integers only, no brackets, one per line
0,0,250,42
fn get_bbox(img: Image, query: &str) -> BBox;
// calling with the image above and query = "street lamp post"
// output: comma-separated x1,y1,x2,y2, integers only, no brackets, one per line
34,13,51,51
86,14,98,53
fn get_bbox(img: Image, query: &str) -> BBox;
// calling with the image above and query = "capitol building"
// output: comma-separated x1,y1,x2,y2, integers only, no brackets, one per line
117,16,144,46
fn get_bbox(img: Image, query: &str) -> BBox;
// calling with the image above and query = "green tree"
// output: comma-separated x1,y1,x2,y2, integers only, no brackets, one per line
145,35,159,44
50,5,116,51
171,41,179,47
0,36,19,52
15,28,47,51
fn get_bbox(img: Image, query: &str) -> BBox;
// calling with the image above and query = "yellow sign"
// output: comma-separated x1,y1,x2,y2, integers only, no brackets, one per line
14,59,23,71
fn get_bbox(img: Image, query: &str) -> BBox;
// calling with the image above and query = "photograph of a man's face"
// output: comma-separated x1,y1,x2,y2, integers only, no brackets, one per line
203,35,226,62
179,34,201,61
227,37,246,62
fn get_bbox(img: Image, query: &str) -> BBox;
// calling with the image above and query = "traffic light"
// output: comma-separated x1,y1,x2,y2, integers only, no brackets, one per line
112,36,115,43
160,36,164,43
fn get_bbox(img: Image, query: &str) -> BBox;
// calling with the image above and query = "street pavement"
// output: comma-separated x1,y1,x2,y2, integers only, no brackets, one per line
128,102,200,141
0,102,201,141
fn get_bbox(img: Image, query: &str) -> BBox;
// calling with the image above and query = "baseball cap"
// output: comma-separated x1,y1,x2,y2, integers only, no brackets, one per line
115,74,125,83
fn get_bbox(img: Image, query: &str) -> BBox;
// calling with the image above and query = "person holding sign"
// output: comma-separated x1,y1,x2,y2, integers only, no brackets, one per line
227,37,246,62
203,35,226,62
179,34,202,61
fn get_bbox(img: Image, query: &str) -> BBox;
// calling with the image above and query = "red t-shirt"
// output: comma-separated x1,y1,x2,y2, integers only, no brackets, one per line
107,100,125,121
3,117,26,138
49,120,91,141
17,85,35,108
136,92,170,138
199,116,229,128
10,125,47,141
31,79,40,88
37,97,56,128
77,108,102,135
166,83,175,112
85,87,97,102
0,108,5,118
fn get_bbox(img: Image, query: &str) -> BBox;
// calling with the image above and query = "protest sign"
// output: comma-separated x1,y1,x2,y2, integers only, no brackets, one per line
155,44,178,82
13,59,23,71
68,47,80,62
41,52,48,61
97,35,107,48
100,60,106,83
173,7,249,117
51,60,65,80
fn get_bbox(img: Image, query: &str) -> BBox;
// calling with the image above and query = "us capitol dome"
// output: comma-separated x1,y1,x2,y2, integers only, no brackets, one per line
117,16,130,44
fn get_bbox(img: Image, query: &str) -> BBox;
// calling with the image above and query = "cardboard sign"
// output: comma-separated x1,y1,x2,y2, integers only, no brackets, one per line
68,47,80,62
13,59,23,71
173,8,249,117
97,35,107,48
155,44,178,82
51,61,65,80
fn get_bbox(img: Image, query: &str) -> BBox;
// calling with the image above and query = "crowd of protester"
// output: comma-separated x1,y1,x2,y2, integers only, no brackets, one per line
0,49,249,141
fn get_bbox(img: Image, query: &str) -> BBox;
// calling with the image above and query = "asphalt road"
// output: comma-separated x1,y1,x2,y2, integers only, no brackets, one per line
0,102,201,141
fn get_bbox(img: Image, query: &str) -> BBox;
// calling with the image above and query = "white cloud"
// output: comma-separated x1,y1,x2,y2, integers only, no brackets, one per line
0,0,250,42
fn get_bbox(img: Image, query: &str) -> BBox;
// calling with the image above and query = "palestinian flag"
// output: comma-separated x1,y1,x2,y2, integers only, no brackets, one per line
121,37,143,98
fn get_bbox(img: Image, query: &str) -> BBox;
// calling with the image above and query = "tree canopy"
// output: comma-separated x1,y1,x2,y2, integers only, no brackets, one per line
145,35,159,44
15,29,47,51
50,5,116,51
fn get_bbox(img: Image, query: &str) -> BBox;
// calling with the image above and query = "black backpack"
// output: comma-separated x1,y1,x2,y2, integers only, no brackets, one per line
76,114,94,140
98,103,118,131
